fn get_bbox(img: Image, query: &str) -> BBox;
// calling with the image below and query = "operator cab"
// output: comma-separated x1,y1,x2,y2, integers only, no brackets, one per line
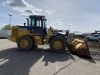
28,15,46,28
20,15,47,36
27,15,47,36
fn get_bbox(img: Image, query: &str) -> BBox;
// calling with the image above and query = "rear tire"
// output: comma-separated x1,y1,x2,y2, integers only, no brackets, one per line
17,36,33,51
49,36,66,52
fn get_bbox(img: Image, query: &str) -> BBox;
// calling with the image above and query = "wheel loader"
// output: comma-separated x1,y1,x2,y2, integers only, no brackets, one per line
8,15,90,57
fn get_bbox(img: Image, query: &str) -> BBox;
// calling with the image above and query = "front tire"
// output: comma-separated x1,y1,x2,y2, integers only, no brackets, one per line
17,36,33,51
49,36,66,52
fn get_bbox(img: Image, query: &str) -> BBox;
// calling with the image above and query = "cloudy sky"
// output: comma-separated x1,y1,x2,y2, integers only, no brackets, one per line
0,0,100,33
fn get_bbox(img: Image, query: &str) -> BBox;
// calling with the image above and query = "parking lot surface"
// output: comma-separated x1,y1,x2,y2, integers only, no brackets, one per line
0,39,100,75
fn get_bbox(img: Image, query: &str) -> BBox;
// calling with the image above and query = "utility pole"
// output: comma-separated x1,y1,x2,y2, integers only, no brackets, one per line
8,14,12,26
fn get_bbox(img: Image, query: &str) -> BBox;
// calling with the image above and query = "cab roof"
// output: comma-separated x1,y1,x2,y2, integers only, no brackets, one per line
29,15,45,18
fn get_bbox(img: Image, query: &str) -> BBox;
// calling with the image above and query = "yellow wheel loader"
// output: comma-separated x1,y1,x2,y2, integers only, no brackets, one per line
9,15,90,57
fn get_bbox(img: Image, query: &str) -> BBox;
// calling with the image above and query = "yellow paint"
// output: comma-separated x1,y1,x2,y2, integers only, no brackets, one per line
33,35,42,45
34,36,40,39
20,39,28,48
75,43,82,50
72,40,80,52
47,28,53,35
72,39,88,52
8,37,17,42
9,26,51,45
46,28,54,44
19,30,31,36
53,41,62,49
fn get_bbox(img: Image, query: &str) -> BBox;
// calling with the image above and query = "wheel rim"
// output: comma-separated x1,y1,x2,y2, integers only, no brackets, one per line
53,40,62,49
20,39,28,48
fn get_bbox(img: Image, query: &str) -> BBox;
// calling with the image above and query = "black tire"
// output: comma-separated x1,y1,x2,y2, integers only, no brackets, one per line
87,38,90,41
98,39,100,44
17,36,33,51
49,36,66,52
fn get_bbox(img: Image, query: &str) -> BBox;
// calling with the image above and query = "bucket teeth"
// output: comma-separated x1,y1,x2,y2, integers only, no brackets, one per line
68,39,90,57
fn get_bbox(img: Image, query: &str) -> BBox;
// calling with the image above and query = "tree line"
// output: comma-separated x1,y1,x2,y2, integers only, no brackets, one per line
1,24,11,30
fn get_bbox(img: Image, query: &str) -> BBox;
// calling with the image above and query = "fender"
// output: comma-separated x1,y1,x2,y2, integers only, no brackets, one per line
48,33,65,43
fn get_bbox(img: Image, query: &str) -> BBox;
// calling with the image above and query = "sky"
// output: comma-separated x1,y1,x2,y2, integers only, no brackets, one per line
0,0,100,33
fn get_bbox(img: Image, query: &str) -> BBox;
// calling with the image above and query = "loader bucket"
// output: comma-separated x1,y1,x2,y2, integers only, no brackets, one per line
71,39,90,57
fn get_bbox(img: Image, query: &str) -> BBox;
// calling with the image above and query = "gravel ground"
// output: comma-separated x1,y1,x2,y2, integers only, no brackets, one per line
0,39,100,75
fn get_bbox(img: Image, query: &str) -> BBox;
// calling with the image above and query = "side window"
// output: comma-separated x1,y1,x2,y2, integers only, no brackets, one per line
36,20,41,27
43,21,45,28
43,21,46,29
31,19,35,26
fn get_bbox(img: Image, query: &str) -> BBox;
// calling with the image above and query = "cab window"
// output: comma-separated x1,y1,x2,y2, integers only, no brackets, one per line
29,18,35,26
31,19,35,26
43,20,46,29
36,20,41,27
